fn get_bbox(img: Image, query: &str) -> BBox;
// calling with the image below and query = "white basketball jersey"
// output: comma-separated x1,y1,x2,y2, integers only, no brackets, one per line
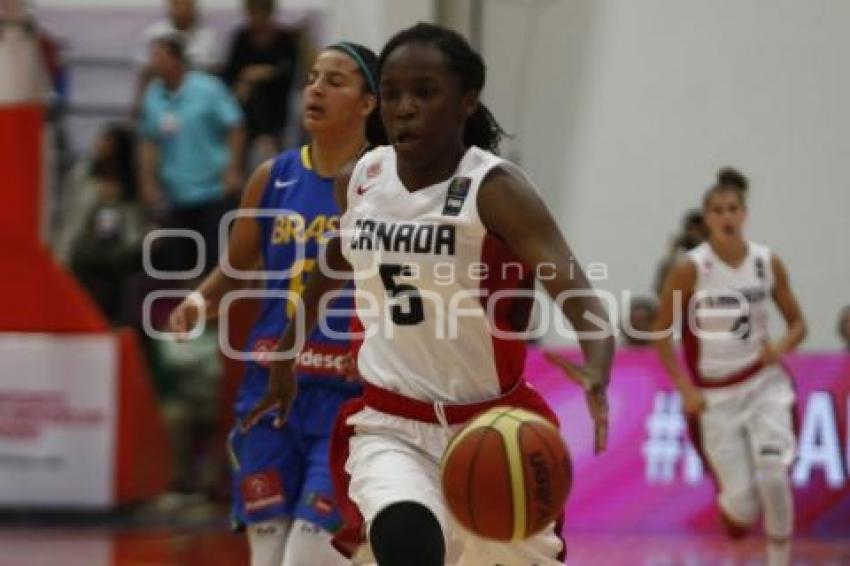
340,146,534,403
684,241,774,383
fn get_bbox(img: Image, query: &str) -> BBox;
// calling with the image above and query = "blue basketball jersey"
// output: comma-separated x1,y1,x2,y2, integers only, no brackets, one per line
235,146,358,417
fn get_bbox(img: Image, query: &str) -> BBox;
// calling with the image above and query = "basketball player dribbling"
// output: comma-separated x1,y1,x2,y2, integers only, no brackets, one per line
246,23,614,566
168,42,384,566
654,168,807,566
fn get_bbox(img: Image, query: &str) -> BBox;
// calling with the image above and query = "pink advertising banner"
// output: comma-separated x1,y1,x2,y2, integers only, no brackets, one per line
524,348,850,536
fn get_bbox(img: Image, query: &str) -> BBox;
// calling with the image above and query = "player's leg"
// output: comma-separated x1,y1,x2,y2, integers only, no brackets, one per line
247,518,291,566
747,371,796,565
698,400,761,535
456,518,564,566
282,519,346,566
284,435,348,566
346,412,453,566
229,418,304,566
370,501,445,566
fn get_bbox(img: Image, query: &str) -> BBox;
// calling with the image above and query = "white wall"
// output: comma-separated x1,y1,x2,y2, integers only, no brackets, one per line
483,0,850,350
323,0,434,52
35,0,434,50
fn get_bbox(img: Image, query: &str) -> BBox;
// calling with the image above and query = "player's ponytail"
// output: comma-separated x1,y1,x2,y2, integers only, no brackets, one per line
464,102,505,153
379,23,507,152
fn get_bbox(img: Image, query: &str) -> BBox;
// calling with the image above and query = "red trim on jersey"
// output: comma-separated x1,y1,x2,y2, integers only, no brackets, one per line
329,398,367,559
327,381,561,558
682,318,765,388
361,380,558,426
479,234,534,393
696,361,766,389
349,316,365,359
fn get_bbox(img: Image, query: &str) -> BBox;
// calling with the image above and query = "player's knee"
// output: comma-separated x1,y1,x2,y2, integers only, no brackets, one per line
754,448,792,481
369,502,445,566
755,456,794,540
719,487,760,534
283,519,346,566
247,519,289,566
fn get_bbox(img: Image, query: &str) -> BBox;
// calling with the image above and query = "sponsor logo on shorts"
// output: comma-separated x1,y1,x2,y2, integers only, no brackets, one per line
294,343,354,379
308,492,336,516
241,470,285,512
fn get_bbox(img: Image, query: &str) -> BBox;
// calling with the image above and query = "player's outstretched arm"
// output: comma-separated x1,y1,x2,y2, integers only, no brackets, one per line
762,254,807,365
168,160,269,336
242,163,355,429
652,258,704,415
477,167,615,454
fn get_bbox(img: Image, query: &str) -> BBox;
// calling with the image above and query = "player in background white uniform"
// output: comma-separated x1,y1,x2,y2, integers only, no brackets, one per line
654,168,807,566
246,23,615,566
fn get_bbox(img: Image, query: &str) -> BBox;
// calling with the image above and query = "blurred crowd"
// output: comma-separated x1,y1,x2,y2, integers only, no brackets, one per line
41,0,309,506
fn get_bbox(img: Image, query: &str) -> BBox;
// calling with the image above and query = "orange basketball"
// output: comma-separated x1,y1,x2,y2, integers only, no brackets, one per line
440,406,572,541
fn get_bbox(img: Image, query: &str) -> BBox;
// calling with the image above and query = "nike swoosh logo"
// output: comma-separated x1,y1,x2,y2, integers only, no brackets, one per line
274,178,298,189
356,184,374,195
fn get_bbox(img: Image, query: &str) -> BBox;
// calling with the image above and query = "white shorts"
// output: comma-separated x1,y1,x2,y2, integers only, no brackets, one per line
345,407,565,565
697,364,797,524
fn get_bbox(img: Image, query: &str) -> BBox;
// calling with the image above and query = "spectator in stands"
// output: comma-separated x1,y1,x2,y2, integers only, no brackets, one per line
653,208,707,296
67,124,145,325
222,0,307,165
839,305,850,351
139,34,244,273
621,296,658,346
57,123,138,259
132,0,220,117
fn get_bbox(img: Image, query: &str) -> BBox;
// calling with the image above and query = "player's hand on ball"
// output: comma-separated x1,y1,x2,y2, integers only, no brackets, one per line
543,351,609,455
242,357,298,431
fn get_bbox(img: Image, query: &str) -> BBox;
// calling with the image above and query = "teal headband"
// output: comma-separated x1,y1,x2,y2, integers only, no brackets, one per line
327,42,378,95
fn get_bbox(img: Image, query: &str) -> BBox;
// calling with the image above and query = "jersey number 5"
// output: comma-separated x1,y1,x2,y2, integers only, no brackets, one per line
379,264,424,326
286,258,316,319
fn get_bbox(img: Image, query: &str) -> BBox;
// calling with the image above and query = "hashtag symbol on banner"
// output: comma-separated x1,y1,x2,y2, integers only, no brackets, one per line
643,391,686,483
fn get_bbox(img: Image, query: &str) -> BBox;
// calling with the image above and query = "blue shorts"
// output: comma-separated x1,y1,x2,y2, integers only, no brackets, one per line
228,384,359,531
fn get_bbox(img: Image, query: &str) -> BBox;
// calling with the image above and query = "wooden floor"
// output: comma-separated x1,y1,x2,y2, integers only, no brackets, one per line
1,529,848,565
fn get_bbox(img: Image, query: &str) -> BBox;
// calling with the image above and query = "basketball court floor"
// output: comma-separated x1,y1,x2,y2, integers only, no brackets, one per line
2,528,848,565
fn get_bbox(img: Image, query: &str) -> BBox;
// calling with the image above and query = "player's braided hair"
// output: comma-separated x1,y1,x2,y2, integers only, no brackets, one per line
378,23,507,153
